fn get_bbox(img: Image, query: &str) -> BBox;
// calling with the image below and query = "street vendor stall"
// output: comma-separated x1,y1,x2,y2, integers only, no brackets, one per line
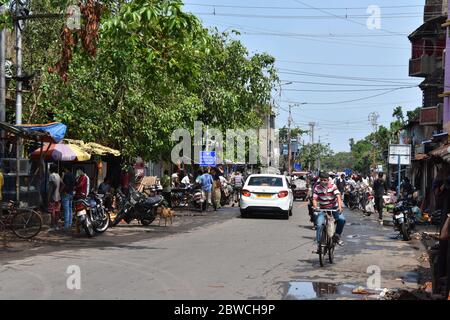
0,122,67,207
30,138,121,194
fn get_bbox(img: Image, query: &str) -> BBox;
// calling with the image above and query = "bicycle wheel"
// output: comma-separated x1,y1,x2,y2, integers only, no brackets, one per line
328,238,335,264
319,226,327,267
11,209,43,239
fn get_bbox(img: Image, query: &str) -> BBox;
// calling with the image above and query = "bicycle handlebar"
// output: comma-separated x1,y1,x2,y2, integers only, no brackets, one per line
313,208,340,213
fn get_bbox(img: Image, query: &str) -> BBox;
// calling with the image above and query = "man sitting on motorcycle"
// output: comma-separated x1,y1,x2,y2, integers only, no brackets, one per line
313,172,345,251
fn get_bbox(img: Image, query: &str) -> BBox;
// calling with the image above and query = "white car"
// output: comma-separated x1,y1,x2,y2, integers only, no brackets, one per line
239,174,294,220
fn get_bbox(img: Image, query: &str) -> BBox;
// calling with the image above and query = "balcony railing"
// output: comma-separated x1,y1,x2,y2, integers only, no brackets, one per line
409,55,436,77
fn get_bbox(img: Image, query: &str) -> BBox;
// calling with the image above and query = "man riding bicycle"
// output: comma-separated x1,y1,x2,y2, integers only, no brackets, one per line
312,172,346,251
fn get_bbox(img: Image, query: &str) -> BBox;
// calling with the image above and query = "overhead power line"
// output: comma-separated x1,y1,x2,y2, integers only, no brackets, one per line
282,86,416,93
192,12,425,19
277,60,406,67
184,3,425,10
278,80,415,87
292,0,402,35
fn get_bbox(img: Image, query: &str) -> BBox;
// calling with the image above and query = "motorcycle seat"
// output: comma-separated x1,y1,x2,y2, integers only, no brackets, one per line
144,196,163,206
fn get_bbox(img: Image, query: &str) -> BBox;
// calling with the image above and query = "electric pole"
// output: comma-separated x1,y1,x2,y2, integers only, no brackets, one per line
0,5,6,156
14,0,25,125
287,105,292,174
287,104,300,174
318,136,321,172
308,122,315,171
369,112,380,173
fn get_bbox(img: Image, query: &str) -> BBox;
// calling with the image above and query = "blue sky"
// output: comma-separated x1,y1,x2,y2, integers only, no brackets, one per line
182,0,426,152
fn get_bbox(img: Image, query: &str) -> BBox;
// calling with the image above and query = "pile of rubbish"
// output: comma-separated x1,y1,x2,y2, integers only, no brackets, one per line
350,282,445,300
352,282,450,300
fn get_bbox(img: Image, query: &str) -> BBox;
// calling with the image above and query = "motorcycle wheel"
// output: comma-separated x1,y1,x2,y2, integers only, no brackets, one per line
141,216,156,226
94,211,110,233
83,217,95,238
111,211,125,227
400,223,410,241
171,196,180,208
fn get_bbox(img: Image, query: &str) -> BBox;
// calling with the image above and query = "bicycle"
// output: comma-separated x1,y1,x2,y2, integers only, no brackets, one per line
0,201,43,239
314,209,339,267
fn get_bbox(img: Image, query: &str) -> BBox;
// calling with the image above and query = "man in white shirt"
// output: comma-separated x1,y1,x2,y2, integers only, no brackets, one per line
48,164,62,231
181,171,191,187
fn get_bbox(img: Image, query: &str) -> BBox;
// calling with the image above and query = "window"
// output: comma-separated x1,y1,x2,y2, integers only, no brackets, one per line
424,39,435,56
412,39,424,59
248,177,284,187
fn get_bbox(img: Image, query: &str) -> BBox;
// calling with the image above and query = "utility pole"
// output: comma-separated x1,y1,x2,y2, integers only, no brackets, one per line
308,122,315,171
318,136,321,172
15,1,24,125
0,5,6,156
287,105,292,175
368,112,380,173
0,5,5,124
287,104,300,175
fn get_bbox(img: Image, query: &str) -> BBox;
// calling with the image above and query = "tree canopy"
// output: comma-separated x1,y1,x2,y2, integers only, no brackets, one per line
5,0,279,164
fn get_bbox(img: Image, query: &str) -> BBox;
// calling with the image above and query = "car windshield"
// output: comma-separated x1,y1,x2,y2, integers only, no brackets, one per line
248,177,283,187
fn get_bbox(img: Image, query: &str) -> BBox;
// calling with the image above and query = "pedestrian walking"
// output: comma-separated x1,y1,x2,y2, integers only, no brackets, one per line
48,164,62,231
161,170,172,208
373,172,388,223
200,168,213,212
211,168,221,211
61,166,76,231
232,171,244,205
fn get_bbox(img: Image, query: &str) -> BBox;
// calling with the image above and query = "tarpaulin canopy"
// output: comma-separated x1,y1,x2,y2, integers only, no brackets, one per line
31,142,91,161
0,121,66,143
16,122,67,143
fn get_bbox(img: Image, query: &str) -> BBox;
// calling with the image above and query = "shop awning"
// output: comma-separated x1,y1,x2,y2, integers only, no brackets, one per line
64,139,121,157
16,122,67,143
414,153,429,161
30,142,91,161
0,121,66,143
429,144,450,161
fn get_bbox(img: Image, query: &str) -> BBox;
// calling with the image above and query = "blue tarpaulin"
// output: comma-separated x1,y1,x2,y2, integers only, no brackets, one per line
15,122,67,143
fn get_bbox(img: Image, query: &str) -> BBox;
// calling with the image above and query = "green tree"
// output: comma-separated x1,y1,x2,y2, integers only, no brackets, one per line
14,0,278,164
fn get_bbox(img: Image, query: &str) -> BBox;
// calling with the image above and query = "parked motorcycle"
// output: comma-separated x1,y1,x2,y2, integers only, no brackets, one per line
74,192,110,237
170,184,190,208
112,186,164,226
188,185,205,211
393,199,416,241
220,184,233,207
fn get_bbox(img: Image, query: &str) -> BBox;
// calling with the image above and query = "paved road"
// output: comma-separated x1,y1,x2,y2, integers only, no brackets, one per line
0,202,429,299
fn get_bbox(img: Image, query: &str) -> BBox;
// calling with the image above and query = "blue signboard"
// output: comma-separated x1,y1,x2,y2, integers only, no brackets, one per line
344,168,353,176
294,163,302,171
282,144,288,156
199,151,216,167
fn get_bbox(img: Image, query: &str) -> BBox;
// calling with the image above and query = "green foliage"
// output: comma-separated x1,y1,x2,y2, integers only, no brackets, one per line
321,152,354,172
296,142,333,171
17,0,278,164
347,105,420,173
